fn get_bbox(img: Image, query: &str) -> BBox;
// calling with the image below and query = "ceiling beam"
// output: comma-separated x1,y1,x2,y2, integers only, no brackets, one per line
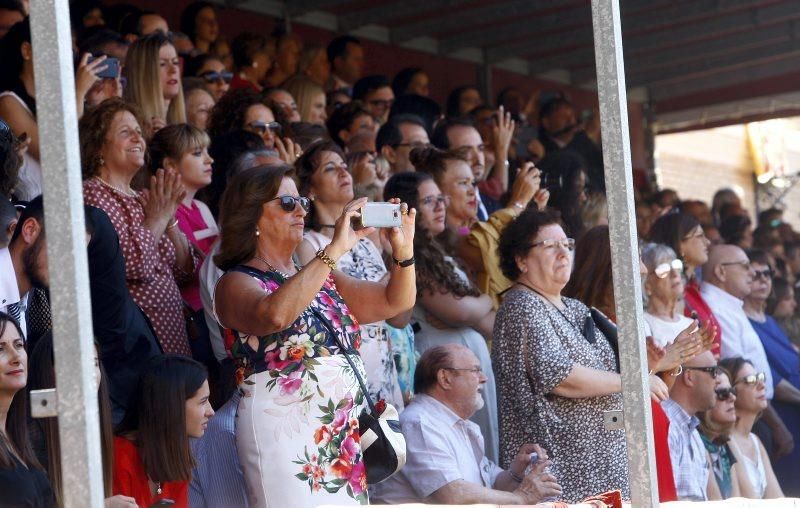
630,40,800,88
338,0,462,33
390,0,583,44
570,21,799,83
649,53,800,100
287,0,354,17
486,0,793,69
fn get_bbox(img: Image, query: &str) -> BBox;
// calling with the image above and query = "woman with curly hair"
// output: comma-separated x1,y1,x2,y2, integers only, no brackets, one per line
383,169,500,463
207,88,279,150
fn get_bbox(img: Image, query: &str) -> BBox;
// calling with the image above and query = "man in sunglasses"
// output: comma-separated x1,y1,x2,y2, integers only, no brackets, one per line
661,350,720,501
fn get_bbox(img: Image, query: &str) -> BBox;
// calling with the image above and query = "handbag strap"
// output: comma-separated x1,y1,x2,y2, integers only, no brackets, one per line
309,307,378,415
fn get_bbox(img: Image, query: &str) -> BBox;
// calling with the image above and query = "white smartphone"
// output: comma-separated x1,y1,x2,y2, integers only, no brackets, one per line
357,202,402,228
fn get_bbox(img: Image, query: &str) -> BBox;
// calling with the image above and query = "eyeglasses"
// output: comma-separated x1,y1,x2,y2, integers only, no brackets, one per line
528,238,576,252
268,195,311,213
715,386,737,401
653,259,684,278
247,121,282,136
420,194,449,208
200,71,233,84
443,366,482,375
752,268,772,281
684,365,721,378
734,372,766,387
720,260,751,270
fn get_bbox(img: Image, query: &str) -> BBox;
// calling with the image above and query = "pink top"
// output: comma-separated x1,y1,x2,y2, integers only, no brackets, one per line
83,178,194,356
175,200,218,311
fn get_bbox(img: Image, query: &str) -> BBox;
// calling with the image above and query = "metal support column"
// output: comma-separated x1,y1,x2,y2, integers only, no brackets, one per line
29,0,104,506
590,1,658,506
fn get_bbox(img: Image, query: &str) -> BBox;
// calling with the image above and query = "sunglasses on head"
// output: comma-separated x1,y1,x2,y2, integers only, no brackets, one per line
715,386,737,401
200,71,233,84
654,259,683,278
248,121,282,135
268,195,310,213
734,372,766,386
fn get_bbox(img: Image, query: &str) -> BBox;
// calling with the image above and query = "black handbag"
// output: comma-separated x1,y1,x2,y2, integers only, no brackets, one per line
311,308,407,484
590,307,620,372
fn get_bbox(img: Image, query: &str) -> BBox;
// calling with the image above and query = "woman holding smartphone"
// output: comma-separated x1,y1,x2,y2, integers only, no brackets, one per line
295,140,406,410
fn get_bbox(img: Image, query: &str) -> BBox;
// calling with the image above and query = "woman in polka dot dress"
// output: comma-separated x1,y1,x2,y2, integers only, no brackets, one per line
80,99,197,356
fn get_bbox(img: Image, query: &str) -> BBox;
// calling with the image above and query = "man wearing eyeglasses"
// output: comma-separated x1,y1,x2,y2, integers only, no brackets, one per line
376,114,430,174
701,245,774,399
661,351,720,501
372,344,562,505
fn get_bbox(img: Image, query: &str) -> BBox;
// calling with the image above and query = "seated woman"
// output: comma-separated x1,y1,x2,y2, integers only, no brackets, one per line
295,140,405,409
124,32,186,137
720,357,784,498
697,366,741,499
149,124,219,371
114,355,214,507
81,98,198,356
493,208,629,502
641,243,696,348
28,332,136,507
648,212,720,356
212,165,415,506
0,312,55,507
743,250,800,495
383,169,500,463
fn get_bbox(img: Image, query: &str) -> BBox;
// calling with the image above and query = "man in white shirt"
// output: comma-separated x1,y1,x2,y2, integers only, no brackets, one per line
371,343,561,505
0,196,48,338
701,244,773,398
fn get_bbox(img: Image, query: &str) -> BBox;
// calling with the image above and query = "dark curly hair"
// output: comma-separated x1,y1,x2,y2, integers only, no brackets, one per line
79,98,145,179
295,140,346,231
498,208,563,281
383,171,479,298
207,88,266,139
326,101,370,148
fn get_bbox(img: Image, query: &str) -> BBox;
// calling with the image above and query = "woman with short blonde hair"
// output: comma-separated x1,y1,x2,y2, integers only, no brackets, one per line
124,32,186,135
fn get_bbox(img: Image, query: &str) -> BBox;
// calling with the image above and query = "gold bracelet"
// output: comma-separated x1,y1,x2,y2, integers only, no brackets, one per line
167,219,179,230
315,249,336,271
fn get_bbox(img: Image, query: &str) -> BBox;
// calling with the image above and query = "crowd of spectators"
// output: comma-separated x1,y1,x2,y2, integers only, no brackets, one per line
0,0,800,506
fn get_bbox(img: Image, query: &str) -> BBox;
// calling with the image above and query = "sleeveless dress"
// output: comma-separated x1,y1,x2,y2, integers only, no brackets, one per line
730,434,767,498
304,231,404,410
0,91,42,201
221,266,368,507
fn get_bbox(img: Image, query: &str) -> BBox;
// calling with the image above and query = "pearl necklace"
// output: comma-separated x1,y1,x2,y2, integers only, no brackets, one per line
94,175,137,197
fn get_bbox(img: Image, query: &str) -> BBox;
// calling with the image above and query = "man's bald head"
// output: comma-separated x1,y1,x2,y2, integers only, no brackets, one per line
703,244,754,299
671,350,718,413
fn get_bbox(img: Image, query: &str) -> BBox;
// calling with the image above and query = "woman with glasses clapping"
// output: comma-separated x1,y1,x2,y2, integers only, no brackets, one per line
213,164,416,507
720,357,784,499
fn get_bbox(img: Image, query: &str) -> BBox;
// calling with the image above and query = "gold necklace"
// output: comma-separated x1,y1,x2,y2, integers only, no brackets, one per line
94,175,137,197
254,255,294,278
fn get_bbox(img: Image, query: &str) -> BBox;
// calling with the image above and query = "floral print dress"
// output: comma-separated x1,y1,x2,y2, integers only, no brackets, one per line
224,266,368,507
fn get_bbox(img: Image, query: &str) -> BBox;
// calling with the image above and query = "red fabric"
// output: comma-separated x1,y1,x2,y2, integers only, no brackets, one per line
229,74,261,92
683,279,722,357
112,437,189,508
651,400,678,502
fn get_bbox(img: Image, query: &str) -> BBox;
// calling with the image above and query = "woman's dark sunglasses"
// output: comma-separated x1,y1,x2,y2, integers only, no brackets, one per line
200,71,233,84
715,387,737,401
269,195,310,212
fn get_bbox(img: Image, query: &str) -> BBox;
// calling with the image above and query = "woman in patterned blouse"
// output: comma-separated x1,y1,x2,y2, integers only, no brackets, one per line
213,165,416,506
80,98,197,356
492,208,630,502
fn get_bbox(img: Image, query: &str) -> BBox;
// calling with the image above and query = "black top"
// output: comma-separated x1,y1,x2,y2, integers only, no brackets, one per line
0,456,54,508
85,206,162,424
